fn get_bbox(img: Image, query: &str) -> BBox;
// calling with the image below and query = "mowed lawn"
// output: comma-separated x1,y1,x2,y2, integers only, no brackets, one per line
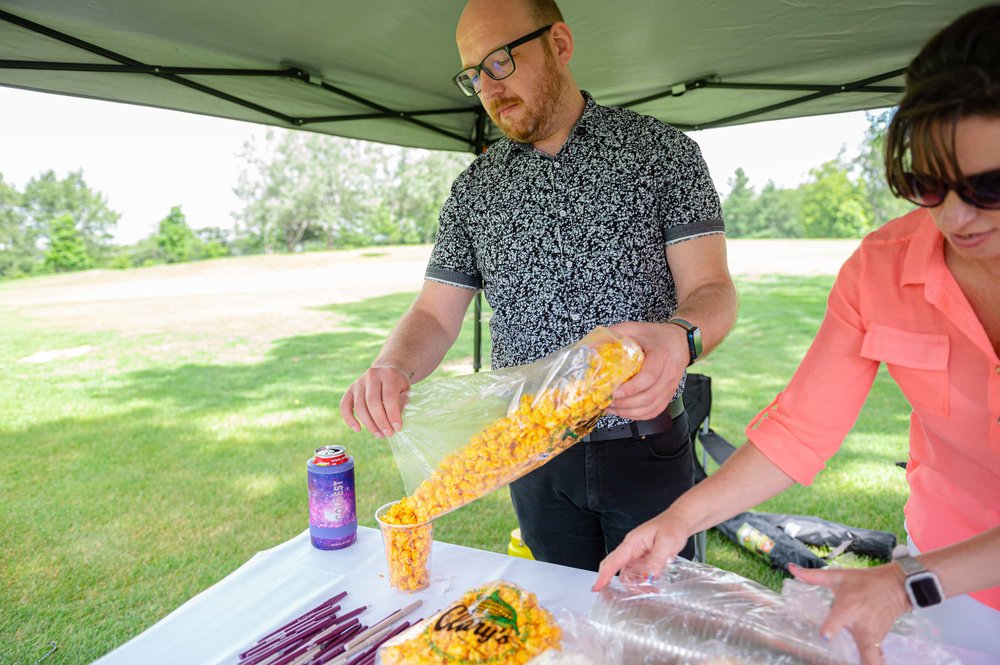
0,249,910,664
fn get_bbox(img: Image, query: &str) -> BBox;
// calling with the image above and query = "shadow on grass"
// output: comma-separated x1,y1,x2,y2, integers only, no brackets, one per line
1,277,917,664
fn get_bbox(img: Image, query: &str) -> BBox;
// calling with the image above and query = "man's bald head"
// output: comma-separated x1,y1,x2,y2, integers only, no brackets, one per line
457,0,563,51
454,0,580,152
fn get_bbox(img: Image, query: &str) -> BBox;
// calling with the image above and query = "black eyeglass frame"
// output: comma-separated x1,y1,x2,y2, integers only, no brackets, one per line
452,24,553,96
900,169,1000,210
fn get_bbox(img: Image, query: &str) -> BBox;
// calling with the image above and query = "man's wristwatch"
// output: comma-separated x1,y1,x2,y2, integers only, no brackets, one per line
896,555,944,608
667,318,702,366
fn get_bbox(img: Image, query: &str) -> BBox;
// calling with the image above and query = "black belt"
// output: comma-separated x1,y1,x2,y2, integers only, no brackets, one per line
582,397,685,443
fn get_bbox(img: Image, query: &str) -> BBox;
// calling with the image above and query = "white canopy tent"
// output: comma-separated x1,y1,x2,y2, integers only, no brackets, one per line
0,1,989,154
0,1,988,368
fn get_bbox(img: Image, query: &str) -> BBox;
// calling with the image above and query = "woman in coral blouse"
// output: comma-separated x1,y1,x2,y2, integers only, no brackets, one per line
595,5,1000,662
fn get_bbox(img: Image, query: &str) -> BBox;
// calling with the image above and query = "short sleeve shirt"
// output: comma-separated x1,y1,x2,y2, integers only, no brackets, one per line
427,91,724,425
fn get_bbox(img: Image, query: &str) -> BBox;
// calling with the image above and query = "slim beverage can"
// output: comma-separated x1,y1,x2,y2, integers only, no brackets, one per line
307,445,357,550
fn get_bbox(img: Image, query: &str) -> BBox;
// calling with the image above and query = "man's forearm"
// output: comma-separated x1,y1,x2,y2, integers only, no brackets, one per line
373,305,460,384
673,278,737,357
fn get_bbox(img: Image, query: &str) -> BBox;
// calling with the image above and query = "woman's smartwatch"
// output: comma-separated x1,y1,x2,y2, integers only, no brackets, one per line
667,318,702,366
896,555,944,608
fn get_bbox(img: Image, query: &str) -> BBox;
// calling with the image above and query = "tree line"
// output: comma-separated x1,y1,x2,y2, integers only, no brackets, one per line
722,111,912,238
1,111,911,281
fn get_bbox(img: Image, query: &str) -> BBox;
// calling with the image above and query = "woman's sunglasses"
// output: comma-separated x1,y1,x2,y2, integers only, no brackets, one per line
901,169,1000,210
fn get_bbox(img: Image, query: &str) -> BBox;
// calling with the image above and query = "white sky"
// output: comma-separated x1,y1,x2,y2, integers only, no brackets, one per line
0,86,879,245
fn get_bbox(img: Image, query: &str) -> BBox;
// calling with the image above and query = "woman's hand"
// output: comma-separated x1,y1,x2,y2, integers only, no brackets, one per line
592,511,690,591
789,563,912,665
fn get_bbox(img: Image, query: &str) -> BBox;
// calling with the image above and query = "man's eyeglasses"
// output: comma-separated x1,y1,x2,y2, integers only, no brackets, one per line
900,170,1000,210
452,25,552,97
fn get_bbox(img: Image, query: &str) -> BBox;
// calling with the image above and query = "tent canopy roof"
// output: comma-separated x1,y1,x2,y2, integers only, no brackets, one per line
0,1,987,152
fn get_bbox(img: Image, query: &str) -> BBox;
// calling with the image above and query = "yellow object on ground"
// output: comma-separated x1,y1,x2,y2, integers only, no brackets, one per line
508,528,534,560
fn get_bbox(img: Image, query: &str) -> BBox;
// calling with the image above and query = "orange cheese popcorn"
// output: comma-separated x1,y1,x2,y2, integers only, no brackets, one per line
376,500,433,592
379,581,562,665
386,333,643,526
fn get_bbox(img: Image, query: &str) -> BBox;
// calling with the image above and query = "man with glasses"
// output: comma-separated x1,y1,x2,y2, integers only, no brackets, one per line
340,0,737,572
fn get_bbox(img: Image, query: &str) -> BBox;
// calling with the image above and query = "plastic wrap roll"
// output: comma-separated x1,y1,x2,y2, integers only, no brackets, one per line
589,560,856,664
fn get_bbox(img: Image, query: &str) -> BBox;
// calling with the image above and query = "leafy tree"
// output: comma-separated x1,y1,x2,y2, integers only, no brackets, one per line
44,214,92,272
21,169,119,263
721,170,804,238
854,109,913,226
389,148,473,244
753,182,804,238
234,130,471,252
800,153,873,238
156,206,198,263
0,174,38,278
721,168,756,237
196,226,232,259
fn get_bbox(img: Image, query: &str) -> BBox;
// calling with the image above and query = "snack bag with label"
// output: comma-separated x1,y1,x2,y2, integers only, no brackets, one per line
379,580,562,664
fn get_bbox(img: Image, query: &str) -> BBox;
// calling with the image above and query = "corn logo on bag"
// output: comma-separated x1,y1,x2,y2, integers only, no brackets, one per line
379,580,562,664
385,327,643,524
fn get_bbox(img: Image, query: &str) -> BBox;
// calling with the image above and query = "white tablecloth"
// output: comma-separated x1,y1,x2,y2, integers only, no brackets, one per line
92,526,598,665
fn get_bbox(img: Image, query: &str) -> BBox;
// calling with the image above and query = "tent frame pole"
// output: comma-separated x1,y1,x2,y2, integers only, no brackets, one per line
472,109,489,373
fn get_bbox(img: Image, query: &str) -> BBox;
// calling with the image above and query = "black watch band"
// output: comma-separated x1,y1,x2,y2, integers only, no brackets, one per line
667,318,702,366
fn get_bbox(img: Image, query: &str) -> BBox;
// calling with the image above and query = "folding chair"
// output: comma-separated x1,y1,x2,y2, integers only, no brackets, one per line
681,373,738,562
680,374,897,570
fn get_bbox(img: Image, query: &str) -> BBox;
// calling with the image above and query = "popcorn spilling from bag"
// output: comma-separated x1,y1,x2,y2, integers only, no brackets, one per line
383,329,643,526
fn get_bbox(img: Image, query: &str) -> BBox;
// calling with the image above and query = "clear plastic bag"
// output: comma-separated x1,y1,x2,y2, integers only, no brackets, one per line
385,327,643,522
553,558,957,664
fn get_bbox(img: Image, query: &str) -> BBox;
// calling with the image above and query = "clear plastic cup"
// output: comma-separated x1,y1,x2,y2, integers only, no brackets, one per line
375,501,433,593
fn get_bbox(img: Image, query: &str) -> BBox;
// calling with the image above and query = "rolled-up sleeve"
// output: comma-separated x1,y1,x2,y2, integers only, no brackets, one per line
745,249,881,485
661,133,726,245
426,176,481,290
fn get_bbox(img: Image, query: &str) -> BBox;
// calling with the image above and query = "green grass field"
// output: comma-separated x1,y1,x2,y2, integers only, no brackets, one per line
0,272,910,664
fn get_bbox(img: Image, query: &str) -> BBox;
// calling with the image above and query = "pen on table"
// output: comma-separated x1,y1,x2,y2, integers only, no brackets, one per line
341,599,422,651
290,600,420,665
244,607,367,665
269,621,364,665
241,604,341,659
286,621,367,665
284,620,366,665
244,614,345,665
240,591,347,658
339,620,412,665
323,618,407,665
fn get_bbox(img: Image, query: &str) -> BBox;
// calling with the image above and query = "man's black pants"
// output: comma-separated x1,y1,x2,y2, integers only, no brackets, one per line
509,412,696,571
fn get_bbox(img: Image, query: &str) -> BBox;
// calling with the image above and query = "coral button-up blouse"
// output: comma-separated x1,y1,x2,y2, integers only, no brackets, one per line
746,208,1000,610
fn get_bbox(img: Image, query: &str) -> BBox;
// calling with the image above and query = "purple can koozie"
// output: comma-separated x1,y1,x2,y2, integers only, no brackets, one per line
308,445,357,550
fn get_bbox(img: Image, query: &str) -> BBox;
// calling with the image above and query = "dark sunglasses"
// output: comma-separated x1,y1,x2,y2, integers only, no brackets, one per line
452,25,553,96
901,169,1000,210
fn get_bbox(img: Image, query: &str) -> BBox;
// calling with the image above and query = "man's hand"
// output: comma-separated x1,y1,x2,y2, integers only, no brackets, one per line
339,365,412,439
606,321,689,420
592,511,690,591
789,563,912,665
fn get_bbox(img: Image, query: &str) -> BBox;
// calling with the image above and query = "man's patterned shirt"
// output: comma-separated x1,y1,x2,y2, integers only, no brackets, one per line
426,92,724,426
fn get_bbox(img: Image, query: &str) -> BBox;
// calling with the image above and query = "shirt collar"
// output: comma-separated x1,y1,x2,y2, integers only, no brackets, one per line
900,208,946,287
507,90,603,156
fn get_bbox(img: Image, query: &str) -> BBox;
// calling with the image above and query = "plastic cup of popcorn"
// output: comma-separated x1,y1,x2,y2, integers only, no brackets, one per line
375,501,434,593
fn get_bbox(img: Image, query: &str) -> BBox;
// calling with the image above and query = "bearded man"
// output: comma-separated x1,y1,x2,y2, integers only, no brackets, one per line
341,0,736,571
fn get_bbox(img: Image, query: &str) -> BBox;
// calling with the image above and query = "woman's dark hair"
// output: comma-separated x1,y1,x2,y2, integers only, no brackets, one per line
885,5,1000,198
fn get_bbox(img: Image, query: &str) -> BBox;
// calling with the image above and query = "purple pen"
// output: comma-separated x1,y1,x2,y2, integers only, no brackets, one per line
246,605,368,665
240,591,347,659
